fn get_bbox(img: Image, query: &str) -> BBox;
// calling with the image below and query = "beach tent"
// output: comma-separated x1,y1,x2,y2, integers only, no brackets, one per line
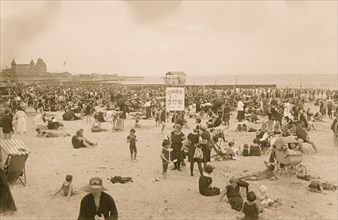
0,139,30,186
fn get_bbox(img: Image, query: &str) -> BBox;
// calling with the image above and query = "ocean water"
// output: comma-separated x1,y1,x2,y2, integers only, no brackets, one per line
124,74,337,89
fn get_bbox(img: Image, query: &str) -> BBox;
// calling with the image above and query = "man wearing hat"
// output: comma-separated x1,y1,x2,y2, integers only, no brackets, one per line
78,177,118,220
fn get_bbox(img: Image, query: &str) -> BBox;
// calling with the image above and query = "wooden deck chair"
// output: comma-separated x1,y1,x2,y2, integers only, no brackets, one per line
209,139,232,160
114,118,124,131
0,139,30,186
5,154,29,186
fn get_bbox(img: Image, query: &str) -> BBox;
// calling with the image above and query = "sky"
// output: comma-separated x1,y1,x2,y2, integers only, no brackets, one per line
0,0,337,76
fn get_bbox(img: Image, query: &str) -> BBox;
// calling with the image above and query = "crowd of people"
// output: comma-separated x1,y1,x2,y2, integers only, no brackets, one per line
0,83,337,219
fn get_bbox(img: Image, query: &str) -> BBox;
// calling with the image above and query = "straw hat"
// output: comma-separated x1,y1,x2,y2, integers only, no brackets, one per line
83,177,107,193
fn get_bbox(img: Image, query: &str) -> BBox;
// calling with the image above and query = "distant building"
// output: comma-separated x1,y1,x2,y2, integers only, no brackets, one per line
3,58,47,76
165,71,186,86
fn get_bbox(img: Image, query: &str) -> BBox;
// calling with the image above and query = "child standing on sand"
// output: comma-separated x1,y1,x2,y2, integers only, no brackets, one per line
127,129,137,162
55,175,75,199
160,138,171,179
135,113,141,128
155,108,161,127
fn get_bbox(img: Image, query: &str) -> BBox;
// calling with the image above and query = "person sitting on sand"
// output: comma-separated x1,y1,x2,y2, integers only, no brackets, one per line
72,130,97,149
218,141,239,160
236,124,257,132
242,144,249,157
256,185,276,208
36,128,71,138
295,122,318,153
62,109,80,121
47,117,64,130
198,165,221,196
219,177,244,211
272,124,282,138
313,112,323,122
238,161,278,181
207,113,223,128
91,119,109,132
55,175,77,199
256,124,269,150
242,191,260,220
249,138,261,156
307,179,337,193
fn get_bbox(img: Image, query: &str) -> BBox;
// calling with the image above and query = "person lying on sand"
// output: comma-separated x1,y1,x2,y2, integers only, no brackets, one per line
36,128,70,138
307,179,337,193
238,161,278,181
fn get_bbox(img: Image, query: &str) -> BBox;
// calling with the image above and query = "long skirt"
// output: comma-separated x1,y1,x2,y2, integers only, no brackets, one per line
16,117,27,133
201,144,211,162
146,107,151,118
237,111,244,121
0,169,17,214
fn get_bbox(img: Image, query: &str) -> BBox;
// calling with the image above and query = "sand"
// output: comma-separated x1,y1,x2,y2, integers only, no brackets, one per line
1,103,337,220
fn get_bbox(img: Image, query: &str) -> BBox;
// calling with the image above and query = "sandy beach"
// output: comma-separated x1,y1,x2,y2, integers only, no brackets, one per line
1,102,337,220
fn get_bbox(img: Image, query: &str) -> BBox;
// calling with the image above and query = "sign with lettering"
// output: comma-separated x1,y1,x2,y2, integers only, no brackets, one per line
166,87,185,111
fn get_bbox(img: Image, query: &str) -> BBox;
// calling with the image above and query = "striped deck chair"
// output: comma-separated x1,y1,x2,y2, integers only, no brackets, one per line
0,139,30,186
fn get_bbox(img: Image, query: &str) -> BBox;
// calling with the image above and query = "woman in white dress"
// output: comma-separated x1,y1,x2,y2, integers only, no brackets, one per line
13,107,27,134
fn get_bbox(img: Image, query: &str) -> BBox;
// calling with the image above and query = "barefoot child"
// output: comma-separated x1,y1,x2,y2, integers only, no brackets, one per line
135,113,141,128
127,129,137,161
257,185,276,209
55,175,74,199
160,107,166,133
160,138,171,179
155,108,161,127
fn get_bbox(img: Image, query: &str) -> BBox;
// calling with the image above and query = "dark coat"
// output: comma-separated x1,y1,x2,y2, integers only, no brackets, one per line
0,169,17,213
78,192,118,220
1,114,13,134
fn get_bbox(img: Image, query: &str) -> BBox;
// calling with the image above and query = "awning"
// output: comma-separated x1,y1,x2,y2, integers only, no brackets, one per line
0,139,30,156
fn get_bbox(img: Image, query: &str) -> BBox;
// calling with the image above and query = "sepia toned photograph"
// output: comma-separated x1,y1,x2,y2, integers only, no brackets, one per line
0,1,337,219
